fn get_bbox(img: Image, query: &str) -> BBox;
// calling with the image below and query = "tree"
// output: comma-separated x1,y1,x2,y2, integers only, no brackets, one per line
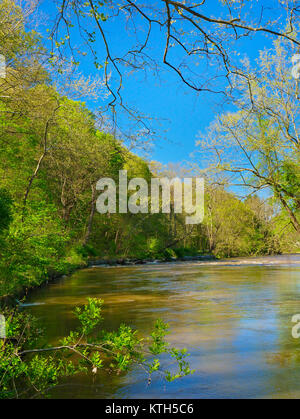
201,186,278,257
0,189,12,234
197,40,300,234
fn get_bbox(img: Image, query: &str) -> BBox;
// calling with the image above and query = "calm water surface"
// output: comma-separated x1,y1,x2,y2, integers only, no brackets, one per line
26,254,300,398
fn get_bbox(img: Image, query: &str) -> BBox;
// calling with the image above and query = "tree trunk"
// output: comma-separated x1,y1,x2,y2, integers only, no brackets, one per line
22,105,60,222
84,184,96,245
278,193,300,234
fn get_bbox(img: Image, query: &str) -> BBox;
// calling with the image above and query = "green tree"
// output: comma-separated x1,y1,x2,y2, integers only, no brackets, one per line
197,40,300,236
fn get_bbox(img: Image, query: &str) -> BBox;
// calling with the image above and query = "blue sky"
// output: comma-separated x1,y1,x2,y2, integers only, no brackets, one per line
34,1,281,166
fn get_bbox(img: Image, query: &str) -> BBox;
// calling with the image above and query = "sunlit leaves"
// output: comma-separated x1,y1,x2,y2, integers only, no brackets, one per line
0,298,194,398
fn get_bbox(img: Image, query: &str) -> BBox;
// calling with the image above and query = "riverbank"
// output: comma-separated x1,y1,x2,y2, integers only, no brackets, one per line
88,254,217,267
0,260,88,307
0,253,217,306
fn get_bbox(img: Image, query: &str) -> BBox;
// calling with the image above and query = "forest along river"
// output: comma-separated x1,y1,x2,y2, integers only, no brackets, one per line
25,254,300,399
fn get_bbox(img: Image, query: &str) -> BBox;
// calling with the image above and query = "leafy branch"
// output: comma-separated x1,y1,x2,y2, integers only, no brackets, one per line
0,298,194,398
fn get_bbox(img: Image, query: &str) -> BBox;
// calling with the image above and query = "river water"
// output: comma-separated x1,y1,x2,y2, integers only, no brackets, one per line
25,254,300,398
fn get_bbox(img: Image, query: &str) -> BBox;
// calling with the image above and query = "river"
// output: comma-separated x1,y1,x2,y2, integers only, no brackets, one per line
25,254,300,399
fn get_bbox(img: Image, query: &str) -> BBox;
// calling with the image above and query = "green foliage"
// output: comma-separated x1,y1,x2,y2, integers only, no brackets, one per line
0,189,12,234
74,244,97,258
198,39,300,238
74,297,103,335
165,348,195,382
173,247,198,258
149,318,169,355
0,203,72,296
278,161,300,211
0,299,194,398
146,319,195,382
202,189,281,258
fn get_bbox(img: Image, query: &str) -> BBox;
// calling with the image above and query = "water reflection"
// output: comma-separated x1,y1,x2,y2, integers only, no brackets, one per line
25,255,300,398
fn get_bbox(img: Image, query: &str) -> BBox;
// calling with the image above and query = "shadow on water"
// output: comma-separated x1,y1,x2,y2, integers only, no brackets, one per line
25,255,300,398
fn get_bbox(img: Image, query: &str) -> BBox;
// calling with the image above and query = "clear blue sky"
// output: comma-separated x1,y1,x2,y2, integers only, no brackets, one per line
34,1,281,166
